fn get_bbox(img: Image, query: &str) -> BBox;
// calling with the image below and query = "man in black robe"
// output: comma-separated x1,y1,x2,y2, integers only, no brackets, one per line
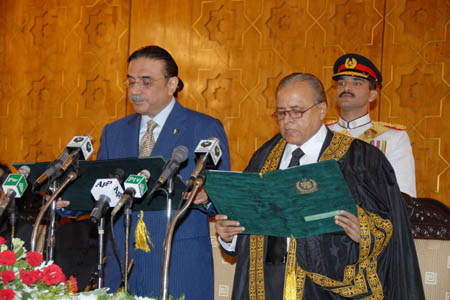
216,73,424,300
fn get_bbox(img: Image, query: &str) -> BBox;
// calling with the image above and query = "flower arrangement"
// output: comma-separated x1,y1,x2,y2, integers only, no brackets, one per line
0,236,184,300
0,236,77,300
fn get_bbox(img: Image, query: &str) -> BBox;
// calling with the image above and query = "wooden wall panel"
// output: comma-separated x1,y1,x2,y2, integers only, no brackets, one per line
0,1,448,212
128,0,385,172
128,0,450,206
0,0,449,299
0,0,130,165
382,0,450,203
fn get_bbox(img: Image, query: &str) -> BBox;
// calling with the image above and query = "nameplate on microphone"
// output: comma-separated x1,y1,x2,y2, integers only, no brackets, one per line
195,139,221,166
124,175,148,198
66,136,93,160
91,178,124,202
2,174,28,197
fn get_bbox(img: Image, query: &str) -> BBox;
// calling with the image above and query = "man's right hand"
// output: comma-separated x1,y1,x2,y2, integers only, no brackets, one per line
215,214,245,242
55,199,70,209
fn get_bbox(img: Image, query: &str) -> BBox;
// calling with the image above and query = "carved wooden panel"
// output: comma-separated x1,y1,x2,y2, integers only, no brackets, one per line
381,0,450,204
0,0,448,209
0,0,130,164
128,0,385,171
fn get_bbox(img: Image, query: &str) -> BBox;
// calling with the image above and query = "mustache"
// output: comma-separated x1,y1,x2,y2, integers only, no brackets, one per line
130,94,148,102
339,91,355,97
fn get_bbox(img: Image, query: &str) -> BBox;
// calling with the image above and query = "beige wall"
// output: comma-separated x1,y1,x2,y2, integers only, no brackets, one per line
210,219,236,300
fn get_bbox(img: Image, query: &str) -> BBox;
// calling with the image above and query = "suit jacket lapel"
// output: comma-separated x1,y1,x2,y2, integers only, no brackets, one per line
127,114,141,157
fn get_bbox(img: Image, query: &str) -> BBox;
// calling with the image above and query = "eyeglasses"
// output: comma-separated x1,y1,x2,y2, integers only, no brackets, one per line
272,103,320,120
122,77,167,89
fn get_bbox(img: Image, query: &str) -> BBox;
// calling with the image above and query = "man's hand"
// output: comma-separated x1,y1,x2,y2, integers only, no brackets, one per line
215,214,245,243
335,210,360,243
192,187,209,205
55,198,70,209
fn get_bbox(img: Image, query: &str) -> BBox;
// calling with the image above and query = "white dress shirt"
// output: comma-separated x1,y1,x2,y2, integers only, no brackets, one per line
139,97,176,143
219,125,328,252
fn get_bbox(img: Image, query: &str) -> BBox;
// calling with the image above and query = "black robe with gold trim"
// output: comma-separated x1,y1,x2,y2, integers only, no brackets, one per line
225,129,424,300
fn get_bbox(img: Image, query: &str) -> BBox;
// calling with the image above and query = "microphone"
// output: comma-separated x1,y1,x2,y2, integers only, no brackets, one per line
148,145,189,196
0,165,31,217
32,135,94,191
89,168,125,223
111,169,151,217
186,138,222,189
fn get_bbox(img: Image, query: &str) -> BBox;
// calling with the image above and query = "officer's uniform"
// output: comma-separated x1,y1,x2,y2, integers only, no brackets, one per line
328,115,416,197
330,53,416,197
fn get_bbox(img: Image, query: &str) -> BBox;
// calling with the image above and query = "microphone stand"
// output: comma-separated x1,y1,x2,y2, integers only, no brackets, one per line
160,177,204,300
123,196,134,292
30,171,78,252
97,217,105,288
7,198,16,244
46,180,58,261
164,177,174,235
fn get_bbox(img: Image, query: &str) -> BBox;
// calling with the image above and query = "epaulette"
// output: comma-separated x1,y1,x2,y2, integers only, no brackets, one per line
373,121,406,131
358,122,390,143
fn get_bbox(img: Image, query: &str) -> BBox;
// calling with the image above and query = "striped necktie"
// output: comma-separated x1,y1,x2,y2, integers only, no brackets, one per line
139,120,158,157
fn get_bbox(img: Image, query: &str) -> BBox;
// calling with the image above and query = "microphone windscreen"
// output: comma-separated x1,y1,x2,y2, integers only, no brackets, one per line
109,168,125,183
138,169,151,182
18,165,31,178
172,145,189,164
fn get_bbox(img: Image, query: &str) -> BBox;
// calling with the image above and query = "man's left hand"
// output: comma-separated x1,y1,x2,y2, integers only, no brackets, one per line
335,210,360,243
192,187,209,205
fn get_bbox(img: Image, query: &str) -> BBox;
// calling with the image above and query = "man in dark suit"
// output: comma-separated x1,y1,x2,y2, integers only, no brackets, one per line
97,45,230,298
216,73,423,299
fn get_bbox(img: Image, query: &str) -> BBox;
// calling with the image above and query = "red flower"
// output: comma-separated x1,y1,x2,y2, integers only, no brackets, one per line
66,275,78,293
19,269,39,285
42,264,66,286
0,289,15,300
0,270,15,285
25,251,43,267
35,269,43,281
0,237,5,245
0,251,16,266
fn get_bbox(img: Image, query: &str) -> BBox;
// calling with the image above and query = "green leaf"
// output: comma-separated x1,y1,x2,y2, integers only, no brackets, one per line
21,291,32,300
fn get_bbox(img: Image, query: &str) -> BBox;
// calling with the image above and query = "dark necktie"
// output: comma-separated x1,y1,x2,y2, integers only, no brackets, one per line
266,147,304,264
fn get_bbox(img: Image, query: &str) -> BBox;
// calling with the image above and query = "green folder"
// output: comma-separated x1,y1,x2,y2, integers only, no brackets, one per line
13,157,186,211
204,160,356,239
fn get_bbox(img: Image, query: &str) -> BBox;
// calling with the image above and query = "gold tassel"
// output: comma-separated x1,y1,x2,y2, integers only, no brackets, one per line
134,210,154,252
283,235,297,300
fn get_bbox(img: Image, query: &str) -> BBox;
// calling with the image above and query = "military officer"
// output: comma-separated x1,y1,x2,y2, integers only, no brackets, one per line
328,53,416,197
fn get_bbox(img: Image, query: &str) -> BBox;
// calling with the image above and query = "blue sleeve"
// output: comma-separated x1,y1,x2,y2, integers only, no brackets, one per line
57,208,85,217
214,120,231,172
201,118,230,216
96,125,109,160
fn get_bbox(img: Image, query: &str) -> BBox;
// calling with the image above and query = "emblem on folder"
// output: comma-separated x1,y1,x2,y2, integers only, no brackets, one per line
296,178,318,194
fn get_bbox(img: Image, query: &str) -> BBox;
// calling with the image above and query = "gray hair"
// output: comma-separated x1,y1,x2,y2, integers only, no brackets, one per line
275,73,328,106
